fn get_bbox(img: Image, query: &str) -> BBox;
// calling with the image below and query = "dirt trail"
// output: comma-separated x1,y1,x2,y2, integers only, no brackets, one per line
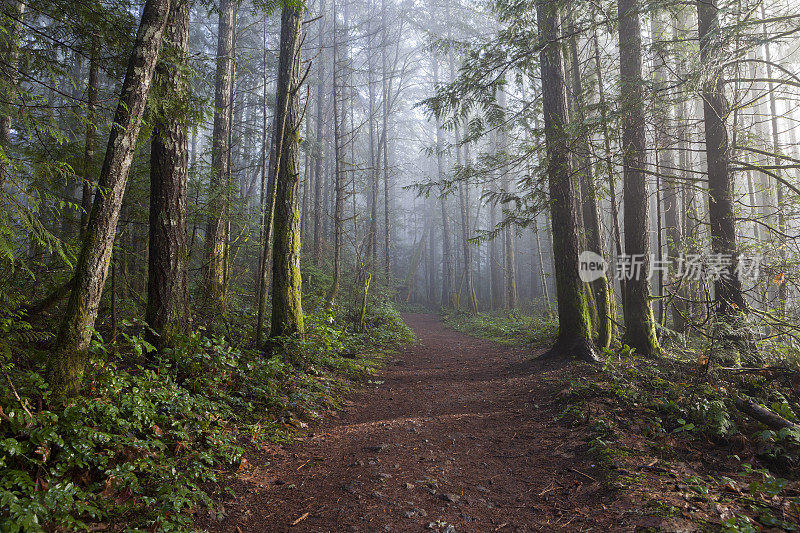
206,314,623,532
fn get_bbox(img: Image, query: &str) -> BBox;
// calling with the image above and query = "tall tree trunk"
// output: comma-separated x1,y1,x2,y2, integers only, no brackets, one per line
204,0,235,314
301,101,310,240
566,27,613,347
427,196,437,305
146,0,190,351
255,18,275,348
537,0,596,360
381,0,391,283
80,36,100,236
495,87,517,310
367,5,378,273
270,4,304,338
457,132,477,312
651,10,685,333
0,0,25,192
47,0,172,396
489,183,502,309
591,27,624,301
327,0,344,305
312,0,325,265
618,0,660,355
697,0,746,315
533,214,550,304
433,58,455,308
760,5,786,311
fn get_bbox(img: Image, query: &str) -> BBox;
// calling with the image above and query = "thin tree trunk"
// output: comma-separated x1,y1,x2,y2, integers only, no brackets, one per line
591,28,623,291
47,0,172,396
327,0,344,305
489,183,501,309
312,0,325,265
80,36,100,236
457,132,477,313
427,196,437,305
367,5,378,273
761,5,786,310
255,18,276,348
204,0,235,314
432,58,454,308
651,10,685,333
146,0,190,351
496,87,517,310
381,0,391,283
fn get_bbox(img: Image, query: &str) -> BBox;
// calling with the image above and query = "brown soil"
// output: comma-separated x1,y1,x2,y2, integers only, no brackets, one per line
202,313,628,532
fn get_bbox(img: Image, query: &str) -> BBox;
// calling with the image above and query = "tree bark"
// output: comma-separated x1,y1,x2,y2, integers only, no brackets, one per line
566,27,613,347
47,0,172,396
80,36,100,236
312,0,325,265
270,4,304,338
697,0,747,315
327,0,344,306
367,6,379,274
537,0,597,361
255,18,274,348
204,0,235,314
618,0,660,355
146,0,190,352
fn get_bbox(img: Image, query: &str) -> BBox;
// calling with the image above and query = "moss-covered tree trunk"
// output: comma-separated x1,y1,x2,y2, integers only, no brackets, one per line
47,0,172,396
536,0,597,361
618,0,660,356
146,0,189,351
565,25,614,349
203,0,234,315
270,4,304,339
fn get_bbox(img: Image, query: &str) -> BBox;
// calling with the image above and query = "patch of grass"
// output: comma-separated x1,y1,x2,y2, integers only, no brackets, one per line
443,309,557,345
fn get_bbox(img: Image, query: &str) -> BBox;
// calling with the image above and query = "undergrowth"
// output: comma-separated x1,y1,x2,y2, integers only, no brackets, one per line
558,345,800,530
0,301,413,531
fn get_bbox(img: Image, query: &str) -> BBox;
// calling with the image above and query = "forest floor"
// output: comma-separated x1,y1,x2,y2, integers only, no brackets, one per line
198,313,650,532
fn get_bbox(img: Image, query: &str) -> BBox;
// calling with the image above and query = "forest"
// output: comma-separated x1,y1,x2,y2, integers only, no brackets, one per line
1,0,800,529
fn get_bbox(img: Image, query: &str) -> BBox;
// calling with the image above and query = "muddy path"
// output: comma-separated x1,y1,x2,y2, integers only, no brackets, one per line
204,313,625,532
